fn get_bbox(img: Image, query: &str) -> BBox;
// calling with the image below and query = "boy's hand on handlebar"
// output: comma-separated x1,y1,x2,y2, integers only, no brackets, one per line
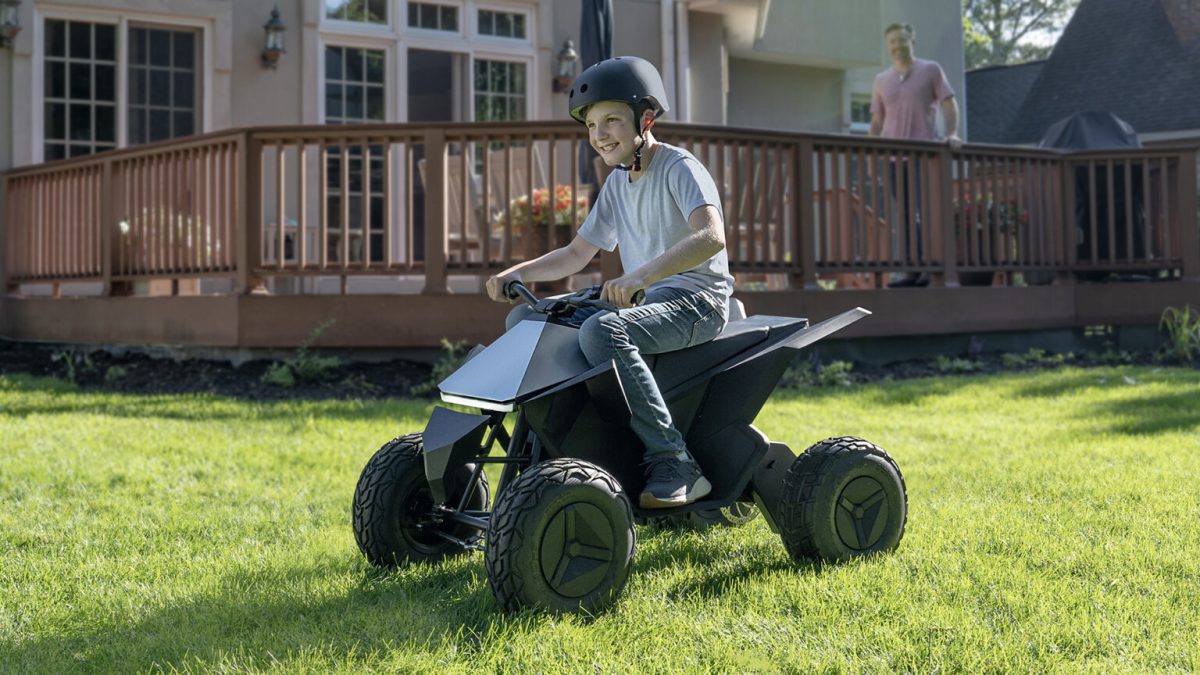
600,274,646,308
486,272,522,303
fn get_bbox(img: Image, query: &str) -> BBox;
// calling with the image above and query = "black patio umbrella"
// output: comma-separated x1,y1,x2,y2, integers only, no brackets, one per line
578,0,613,186
1038,111,1145,265
1037,110,1141,150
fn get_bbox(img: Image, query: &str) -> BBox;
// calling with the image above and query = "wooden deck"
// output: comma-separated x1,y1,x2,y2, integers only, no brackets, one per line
2,122,1197,349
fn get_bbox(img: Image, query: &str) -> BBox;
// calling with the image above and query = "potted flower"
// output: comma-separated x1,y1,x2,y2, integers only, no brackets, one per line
493,184,590,254
954,192,1030,286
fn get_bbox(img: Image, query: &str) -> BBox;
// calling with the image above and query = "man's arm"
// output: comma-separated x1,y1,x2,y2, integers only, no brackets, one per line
601,204,725,307
485,236,599,301
940,96,962,148
870,111,884,137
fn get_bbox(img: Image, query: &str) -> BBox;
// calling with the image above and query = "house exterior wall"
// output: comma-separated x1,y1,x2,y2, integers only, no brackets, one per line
727,60,844,133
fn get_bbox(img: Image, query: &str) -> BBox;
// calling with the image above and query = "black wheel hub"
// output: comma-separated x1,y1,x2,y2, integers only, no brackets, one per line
539,502,615,598
835,476,889,550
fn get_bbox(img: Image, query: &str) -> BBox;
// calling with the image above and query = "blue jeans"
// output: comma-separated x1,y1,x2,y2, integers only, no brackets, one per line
506,287,727,459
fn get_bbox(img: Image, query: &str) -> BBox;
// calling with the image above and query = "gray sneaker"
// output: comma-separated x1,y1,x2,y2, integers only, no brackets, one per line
640,453,712,508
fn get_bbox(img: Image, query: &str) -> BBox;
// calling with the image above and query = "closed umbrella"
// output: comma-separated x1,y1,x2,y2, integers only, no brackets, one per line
578,0,613,185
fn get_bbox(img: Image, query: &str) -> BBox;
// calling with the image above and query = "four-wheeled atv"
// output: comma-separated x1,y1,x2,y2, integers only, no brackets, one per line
353,283,907,613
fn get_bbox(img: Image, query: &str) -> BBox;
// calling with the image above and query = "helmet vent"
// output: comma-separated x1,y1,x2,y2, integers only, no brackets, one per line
580,84,589,93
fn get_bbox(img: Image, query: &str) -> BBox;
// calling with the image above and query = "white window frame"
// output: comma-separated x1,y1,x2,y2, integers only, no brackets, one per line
321,0,394,35
314,1,538,125
403,0,464,38
469,53,533,123
848,92,872,135
317,36,396,124
472,3,533,46
31,5,213,164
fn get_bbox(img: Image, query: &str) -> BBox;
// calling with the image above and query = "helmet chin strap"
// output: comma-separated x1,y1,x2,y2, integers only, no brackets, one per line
614,117,656,174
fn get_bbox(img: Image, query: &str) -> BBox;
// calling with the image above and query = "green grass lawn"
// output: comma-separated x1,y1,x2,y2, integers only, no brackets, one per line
2,367,1199,673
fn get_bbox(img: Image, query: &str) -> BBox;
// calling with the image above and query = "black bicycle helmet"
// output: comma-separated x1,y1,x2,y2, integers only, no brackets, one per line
568,56,670,124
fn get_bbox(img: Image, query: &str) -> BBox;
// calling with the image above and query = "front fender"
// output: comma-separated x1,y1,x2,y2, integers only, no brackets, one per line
422,406,491,503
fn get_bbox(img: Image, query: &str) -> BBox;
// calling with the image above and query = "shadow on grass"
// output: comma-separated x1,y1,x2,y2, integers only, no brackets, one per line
0,374,432,424
0,526,825,671
1087,389,1200,435
633,526,826,602
1,556,499,672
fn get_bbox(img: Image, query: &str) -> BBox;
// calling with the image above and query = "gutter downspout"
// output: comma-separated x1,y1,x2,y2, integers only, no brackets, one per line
660,0,676,121
674,1,690,122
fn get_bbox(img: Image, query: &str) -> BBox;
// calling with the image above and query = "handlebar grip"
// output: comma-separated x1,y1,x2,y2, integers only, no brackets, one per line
503,280,539,307
631,289,646,306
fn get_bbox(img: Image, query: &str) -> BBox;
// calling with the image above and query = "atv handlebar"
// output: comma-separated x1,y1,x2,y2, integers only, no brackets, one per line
504,281,645,314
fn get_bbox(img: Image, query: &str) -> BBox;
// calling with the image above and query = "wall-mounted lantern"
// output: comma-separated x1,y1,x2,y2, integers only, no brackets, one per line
0,0,22,49
552,39,578,93
261,4,286,68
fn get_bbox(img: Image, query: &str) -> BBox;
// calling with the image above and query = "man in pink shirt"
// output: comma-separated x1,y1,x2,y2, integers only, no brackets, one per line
870,23,961,286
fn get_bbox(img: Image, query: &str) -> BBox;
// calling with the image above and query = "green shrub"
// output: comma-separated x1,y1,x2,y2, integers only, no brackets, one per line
780,358,855,388
260,319,339,387
104,365,128,383
934,355,980,374
51,349,95,384
1159,306,1200,362
413,339,472,395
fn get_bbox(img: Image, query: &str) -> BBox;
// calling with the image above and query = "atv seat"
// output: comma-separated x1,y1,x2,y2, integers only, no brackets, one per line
648,318,775,392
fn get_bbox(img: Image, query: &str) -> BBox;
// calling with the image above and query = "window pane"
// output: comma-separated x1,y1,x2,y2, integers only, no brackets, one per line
46,103,66,139
367,0,386,23
130,108,146,144
496,12,512,37
366,86,384,120
325,0,349,20
366,51,384,84
345,48,364,82
420,6,437,29
69,145,93,158
149,109,171,142
174,72,194,108
511,63,525,92
69,63,92,100
131,28,147,65
95,25,116,61
47,20,66,57
407,5,419,27
70,22,92,59
174,32,195,69
149,30,171,66
325,47,343,81
474,61,486,90
95,106,115,142
441,6,457,31
130,69,147,105
174,111,194,137
150,70,171,106
95,64,115,102
513,15,526,39
346,84,364,119
69,104,92,141
325,83,343,119
479,10,494,35
46,143,67,161
47,62,66,99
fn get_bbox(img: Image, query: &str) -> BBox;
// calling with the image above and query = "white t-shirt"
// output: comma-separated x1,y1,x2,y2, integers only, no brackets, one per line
578,142,734,301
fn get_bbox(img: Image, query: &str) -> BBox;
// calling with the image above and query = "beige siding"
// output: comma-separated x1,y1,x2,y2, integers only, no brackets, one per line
727,59,844,133
687,10,725,125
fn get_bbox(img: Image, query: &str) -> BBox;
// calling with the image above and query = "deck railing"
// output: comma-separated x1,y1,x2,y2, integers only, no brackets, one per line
4,122,1197,295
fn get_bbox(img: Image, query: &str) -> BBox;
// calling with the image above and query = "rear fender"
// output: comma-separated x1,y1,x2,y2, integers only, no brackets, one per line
422,406,492,503
749,441,796,534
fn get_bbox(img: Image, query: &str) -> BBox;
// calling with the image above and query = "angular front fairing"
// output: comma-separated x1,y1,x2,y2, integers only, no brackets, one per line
437,319,591,409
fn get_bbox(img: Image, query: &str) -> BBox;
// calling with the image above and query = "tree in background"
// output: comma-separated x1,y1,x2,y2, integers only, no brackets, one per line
963,0,1081,68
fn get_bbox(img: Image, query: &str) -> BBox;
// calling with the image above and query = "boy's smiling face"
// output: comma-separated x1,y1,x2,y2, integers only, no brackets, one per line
585,101,643,166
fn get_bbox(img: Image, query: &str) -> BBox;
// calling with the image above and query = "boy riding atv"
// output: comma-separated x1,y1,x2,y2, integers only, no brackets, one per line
487,56,729,510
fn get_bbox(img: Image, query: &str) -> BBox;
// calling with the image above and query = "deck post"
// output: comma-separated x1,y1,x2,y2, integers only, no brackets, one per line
422,128,450,295
1178,151,1199,282
793,139,819,289
237,131,267,294
935,147,958,287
